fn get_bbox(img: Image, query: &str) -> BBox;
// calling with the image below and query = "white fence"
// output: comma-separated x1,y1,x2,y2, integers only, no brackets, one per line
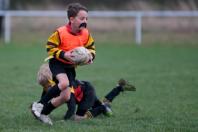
1,10,198,44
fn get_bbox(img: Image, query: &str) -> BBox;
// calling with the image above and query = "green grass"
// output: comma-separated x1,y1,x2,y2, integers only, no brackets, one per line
0,42,198,132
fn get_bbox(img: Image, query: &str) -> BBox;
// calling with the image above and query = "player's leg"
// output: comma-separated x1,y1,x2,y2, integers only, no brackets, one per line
31,74,69,125
75,81,112,119
92,97,102,109
38,68,77,124
103,85,123,104
33,88,74,125
44,59,71,102
36,78,76,125
41,88,69,114
85,105,108,118
31,59,71,119
103,79,136,104
69,80,106,121
39,73,70,105
32,74,69,114
86,79,136,118
40,88,69,115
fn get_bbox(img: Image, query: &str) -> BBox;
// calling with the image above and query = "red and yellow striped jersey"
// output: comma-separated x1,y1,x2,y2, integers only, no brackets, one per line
45,24,96,64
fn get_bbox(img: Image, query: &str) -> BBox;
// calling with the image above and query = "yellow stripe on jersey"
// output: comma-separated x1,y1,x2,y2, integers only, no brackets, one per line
48,31,60,45
85,34,94,47
45,31,64,61
88,49,96,55
43,79,56,92
84,34,96,59
70,86,75,93
47,47,59,56
49,79,55,87
55,50,62,59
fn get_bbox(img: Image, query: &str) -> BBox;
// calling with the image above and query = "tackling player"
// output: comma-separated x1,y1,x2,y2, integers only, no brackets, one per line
31,63,136,125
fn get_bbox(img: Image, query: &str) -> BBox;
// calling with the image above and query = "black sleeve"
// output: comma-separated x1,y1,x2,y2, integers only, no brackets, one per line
64,93,76,120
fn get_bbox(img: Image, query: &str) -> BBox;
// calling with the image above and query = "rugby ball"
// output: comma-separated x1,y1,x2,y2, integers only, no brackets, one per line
69,47,90,64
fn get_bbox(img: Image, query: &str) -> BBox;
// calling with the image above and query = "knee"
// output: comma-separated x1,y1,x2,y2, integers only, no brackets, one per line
62,93,71,102
58,81,69,90
60,89,71,102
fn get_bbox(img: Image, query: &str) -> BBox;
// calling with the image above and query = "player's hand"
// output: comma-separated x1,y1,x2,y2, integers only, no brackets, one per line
64,51,76,64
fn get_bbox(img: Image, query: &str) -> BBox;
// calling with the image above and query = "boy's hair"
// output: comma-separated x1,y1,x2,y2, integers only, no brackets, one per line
67,3,88,20
37,63,52,89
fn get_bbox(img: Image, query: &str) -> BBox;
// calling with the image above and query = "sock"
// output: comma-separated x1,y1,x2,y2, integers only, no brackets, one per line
39,84,61,105
41,101,56,115
104,86,123,102
88,105,105,117
40,90,46,98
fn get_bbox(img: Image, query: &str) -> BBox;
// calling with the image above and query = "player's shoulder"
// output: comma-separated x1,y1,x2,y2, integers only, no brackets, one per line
48,31,59,44
75,80,91,87
57,25,67,32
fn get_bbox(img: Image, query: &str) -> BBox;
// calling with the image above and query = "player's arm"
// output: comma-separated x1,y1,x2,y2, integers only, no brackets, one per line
72,114,88,121
84,34,96,61
45,31,72,62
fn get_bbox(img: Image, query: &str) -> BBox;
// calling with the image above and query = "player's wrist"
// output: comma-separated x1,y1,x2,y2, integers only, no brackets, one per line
64,51,70,60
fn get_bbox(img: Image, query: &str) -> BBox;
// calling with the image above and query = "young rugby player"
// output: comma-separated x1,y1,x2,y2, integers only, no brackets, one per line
31,3,96,122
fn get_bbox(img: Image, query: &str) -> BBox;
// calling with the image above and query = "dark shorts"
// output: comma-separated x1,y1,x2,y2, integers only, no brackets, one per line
49,58,76,86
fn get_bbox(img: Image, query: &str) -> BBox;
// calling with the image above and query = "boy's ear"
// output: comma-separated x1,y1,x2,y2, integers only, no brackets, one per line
70,17,74,23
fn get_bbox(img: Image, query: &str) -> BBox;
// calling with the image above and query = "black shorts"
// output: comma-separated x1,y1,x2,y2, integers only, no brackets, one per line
49,58,76,86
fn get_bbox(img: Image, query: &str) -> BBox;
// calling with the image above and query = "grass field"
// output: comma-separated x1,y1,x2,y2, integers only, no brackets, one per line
0,42,197,132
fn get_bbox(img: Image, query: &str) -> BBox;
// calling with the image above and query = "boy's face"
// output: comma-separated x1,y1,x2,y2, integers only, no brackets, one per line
70,10,88,32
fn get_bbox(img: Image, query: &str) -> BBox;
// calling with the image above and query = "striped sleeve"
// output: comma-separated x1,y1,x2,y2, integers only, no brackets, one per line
45,31,66,61
84,34,96,60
